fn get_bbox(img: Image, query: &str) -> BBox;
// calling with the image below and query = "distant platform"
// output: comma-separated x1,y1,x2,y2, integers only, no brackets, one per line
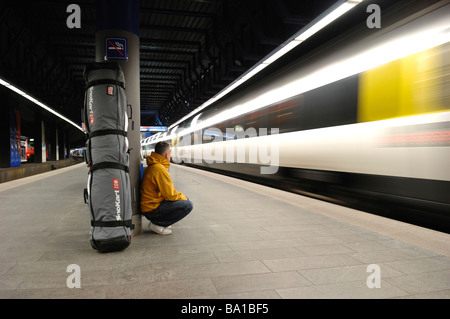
0,157,84,183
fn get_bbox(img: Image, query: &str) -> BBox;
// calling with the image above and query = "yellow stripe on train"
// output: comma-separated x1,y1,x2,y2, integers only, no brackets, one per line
358,44,450,123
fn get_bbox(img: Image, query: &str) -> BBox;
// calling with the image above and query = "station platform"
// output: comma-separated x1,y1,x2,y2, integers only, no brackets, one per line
0,162,449,301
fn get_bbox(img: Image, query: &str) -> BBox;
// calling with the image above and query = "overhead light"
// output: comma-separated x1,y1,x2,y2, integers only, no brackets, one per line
242,63,269,80
0,77,84,132
168,0,365,130
262,40,303,65
294,1,361,42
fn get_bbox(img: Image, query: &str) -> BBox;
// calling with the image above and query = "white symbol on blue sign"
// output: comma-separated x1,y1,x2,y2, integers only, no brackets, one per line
105,38,128,61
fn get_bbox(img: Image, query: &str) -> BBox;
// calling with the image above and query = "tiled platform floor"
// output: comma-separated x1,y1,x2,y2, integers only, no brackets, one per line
0,162,449,299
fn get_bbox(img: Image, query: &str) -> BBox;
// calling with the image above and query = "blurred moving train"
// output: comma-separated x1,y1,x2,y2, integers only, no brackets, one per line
142,2,450,233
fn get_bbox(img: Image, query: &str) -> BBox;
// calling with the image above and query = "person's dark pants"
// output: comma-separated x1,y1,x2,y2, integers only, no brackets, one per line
142,200,193,227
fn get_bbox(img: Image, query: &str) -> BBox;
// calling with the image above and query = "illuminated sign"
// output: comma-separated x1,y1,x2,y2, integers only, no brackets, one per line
105,37,128,61
141,126,168,132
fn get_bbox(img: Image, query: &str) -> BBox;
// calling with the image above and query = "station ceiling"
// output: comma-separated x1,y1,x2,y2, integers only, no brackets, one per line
1,0,337,128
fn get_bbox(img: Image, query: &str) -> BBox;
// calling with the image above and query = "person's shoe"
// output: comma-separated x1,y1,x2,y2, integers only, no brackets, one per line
148,222,172,235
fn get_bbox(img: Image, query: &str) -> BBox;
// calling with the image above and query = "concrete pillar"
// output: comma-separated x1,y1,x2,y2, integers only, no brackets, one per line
64,130,70,159
32,112,41,164
32,114,46,164
55,128,59,161
95,0,142,234
47,122,57,161
58,128,65,160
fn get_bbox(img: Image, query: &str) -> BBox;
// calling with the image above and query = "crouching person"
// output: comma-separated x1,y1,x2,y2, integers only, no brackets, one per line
140,141,193,235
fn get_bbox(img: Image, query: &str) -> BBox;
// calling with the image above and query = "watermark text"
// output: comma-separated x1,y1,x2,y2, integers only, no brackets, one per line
168,127,280,174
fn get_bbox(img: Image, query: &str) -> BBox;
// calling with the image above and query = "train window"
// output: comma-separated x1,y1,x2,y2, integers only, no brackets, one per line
244,110,266,130
203,127,224,143
302,75,358,129
267,96,302,134
221,120,236,140
263,75,358,133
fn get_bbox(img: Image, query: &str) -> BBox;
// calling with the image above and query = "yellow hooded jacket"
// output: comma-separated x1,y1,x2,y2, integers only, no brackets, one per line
140,151,187,213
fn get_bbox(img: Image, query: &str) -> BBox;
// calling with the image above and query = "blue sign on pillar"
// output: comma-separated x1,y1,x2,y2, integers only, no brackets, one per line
105,37,128,61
